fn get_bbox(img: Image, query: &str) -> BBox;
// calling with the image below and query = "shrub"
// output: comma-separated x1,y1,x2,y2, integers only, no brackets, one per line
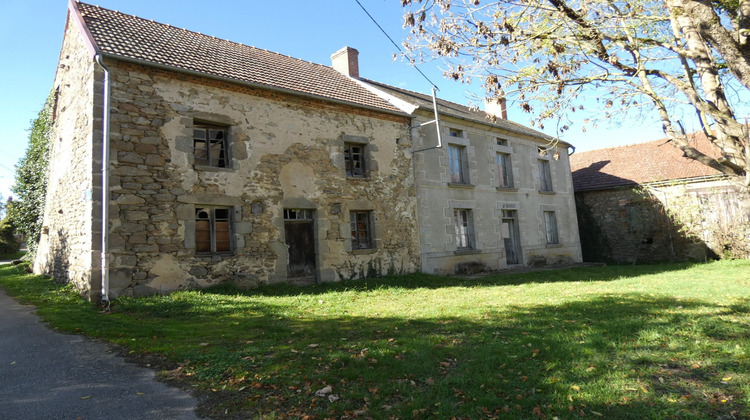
0,218,20,254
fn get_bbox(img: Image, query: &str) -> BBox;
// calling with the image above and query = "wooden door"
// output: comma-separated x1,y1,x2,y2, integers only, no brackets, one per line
284,209,316,278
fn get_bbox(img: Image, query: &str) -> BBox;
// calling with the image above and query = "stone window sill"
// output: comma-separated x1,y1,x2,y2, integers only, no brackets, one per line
454,249,481,255
193,252,235,262
352,248,377,255
448,182,475,189
497,187,518,192
194,165,234,172
545,243,563,248
539,190,556,195
347,176,370,181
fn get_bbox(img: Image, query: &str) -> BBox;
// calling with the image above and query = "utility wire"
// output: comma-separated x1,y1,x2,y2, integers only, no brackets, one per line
353,0,439,89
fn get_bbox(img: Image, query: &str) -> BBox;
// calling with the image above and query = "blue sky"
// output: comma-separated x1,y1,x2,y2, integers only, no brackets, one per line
0,0,669,201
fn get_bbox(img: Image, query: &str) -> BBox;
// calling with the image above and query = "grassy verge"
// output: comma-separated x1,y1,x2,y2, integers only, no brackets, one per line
1,261,748,419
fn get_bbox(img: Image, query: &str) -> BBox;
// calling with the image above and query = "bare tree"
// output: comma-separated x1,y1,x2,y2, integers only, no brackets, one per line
402,0,750,183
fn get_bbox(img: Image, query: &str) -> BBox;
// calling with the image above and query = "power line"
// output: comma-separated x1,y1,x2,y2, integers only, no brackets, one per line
353,0,439,89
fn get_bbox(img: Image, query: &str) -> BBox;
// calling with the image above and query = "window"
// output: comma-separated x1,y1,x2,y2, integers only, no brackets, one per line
454,209,474,250
194,124,228,167
496,138,508,146
344,143,366,178
538,159,553,191
195,207,232,253
448,144,468,184
284,208,314,220
449,128,463,138
544,211,559,245
496,153,513,188
350,211,373,249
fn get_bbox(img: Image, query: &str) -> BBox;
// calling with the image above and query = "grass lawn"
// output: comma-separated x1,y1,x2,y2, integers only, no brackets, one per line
0,261,748,419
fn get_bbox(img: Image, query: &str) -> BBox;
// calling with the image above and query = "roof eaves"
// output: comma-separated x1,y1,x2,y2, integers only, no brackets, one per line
98,53,411,119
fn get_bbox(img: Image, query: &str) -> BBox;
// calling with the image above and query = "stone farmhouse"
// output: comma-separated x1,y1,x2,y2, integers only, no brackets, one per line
571,133,750,263
36,1,581,301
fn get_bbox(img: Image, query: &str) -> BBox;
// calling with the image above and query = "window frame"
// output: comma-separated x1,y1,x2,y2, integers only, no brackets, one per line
538,158,553,192
544,211,559,245
193,123,229,168
195,207,233,254
453,209,475,250
448,144,469,184
350,210,374,250
496,152,513,188
344,142,367,178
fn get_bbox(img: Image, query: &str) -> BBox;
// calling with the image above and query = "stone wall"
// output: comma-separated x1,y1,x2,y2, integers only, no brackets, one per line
102,60,420,297
35,17,99,299
648,179,750,259
575,185,718,263
413,112,582,274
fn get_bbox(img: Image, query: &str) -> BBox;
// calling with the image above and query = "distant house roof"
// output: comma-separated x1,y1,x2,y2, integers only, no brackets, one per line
570,131,723,192
72,2,403,114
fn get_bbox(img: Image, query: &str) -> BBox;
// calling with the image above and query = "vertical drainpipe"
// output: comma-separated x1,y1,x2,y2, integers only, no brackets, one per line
95,54,111,306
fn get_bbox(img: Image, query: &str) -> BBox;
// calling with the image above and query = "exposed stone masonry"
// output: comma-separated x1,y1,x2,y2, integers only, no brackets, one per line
96,59,419,297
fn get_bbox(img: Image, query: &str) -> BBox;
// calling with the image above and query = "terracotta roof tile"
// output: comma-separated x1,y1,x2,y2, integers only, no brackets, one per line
570,131,723,191
75,2,403,114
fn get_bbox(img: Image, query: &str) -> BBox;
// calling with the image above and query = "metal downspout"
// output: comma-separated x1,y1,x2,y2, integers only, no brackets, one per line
95,54,111,307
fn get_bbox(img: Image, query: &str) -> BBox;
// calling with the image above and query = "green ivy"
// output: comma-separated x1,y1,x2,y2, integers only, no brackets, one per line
7,91,53,257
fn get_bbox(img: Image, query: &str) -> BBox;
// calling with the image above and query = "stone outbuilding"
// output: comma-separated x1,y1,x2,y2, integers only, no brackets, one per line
571,133,750,263
36,1,582,300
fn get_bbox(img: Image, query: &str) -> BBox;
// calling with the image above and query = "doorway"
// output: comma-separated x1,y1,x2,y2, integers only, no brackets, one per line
284,209,316,279
502,210,522,265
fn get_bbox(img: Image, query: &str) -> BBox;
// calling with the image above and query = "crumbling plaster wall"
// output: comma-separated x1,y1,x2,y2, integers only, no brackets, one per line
34,17,100,299
413,113,581,274
105,61,420,297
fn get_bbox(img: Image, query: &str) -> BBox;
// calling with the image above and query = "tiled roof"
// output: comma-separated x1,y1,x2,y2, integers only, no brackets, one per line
361,79,556,142
74,2,403,114
570,131,723,191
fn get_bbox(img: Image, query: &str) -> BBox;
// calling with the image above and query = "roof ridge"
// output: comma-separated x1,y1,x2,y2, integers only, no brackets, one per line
361,77,557,141
78,2,339,73
574,136,671,154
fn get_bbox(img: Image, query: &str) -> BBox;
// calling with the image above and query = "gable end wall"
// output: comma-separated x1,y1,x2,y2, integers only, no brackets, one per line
35,15,100,299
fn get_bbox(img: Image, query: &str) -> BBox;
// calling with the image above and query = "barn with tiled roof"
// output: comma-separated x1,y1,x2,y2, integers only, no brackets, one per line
569,132,746,264
571,132,722,192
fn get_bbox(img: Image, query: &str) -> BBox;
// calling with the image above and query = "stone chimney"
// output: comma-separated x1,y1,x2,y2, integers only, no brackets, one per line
485,96,508,120
331,46,359,78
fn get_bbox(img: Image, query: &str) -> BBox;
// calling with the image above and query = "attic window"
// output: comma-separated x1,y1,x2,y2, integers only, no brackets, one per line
194,123,228,168
449,128,464,138
496,138,508,146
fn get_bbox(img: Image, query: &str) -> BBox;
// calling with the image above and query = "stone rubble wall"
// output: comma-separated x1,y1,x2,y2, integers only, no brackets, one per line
574,185,717,263
104,60,420,297
34,17,99,299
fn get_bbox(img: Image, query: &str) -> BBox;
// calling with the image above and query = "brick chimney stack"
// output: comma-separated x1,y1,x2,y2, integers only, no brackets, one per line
485,96,508,120
331,46,359,78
